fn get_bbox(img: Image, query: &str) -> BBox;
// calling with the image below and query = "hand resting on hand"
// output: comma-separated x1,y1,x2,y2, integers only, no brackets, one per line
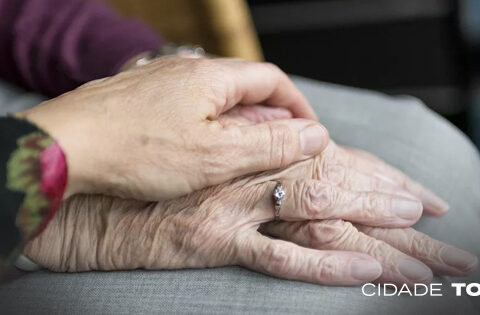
24,141,477,287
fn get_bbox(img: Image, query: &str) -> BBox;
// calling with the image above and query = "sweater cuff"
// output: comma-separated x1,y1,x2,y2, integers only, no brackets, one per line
7,121,68,236
0,117,67,277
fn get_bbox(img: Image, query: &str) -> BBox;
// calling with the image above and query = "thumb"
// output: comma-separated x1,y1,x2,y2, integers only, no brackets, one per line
220,118,329,177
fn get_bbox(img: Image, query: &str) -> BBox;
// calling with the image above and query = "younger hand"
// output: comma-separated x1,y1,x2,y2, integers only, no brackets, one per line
18,57,327,200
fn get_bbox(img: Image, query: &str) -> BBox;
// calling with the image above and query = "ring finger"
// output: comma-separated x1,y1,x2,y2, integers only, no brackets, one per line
253,180,423,227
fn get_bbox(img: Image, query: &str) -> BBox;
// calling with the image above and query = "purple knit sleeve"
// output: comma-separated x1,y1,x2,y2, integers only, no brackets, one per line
0,0,163,97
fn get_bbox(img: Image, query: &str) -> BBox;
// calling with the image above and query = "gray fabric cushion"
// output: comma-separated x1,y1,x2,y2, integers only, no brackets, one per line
0,267,477,315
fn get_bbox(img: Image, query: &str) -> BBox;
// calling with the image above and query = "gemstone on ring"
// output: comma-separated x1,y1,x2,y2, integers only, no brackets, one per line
273,184,286,205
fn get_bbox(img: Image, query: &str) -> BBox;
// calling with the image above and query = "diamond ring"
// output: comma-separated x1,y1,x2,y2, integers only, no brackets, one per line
273,183,286,221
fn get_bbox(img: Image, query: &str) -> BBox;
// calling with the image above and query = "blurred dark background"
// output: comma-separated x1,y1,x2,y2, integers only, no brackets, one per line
247,0,480,147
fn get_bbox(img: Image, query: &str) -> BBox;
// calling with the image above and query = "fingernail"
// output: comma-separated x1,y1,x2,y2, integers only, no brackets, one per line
422,189,449,214
398,259,432,282
299,123,329,156
441,246,479,272
351,259,382,281
392,199,423,220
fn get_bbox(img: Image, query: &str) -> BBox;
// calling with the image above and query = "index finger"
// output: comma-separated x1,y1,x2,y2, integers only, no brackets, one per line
216,59,317,120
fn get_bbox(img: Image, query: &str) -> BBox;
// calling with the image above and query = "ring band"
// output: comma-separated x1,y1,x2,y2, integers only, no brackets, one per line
274,203,281,221
273,183,286,221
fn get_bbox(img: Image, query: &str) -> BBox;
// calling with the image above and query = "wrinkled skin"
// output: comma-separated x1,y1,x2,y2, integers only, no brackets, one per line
17,57,329,201
25,141,478,287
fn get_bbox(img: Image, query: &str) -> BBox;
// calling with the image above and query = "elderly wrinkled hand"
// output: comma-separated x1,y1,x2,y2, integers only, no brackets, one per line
24,141,477,286
17,56,328,201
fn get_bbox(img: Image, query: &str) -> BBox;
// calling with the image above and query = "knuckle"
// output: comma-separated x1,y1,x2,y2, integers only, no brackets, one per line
303,183,337,218
307,220,356,249
264,242,292,275
409,233,431,257
362,193,387,221
316,254,340,281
